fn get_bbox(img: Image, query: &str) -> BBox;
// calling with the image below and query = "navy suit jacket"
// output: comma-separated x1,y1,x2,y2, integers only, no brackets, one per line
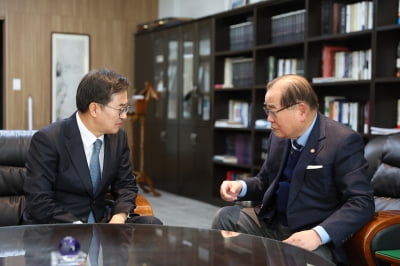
23,113,138,224
241,113,375,264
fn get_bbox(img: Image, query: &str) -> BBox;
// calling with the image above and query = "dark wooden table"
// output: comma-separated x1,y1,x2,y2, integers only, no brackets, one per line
0,224,335,265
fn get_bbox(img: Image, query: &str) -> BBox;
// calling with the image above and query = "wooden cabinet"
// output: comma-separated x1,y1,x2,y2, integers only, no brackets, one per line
135,0,400,204
134,19,213,201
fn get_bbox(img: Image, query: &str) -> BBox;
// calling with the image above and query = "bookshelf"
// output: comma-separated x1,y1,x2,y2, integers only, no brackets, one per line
210,0,400,200
135,0,400,204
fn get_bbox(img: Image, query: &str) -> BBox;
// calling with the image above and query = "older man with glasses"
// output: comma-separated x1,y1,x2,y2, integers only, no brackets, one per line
212,74,374,265
22,68,162,225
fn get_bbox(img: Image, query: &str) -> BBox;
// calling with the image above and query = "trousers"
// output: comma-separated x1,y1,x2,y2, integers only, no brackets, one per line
212,204,334,263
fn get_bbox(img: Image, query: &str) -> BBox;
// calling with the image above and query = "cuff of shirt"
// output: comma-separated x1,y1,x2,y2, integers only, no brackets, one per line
313,225,330,245
238,180,247,198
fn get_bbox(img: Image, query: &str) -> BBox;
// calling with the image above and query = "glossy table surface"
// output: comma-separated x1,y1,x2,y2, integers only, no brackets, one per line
0,223,335,265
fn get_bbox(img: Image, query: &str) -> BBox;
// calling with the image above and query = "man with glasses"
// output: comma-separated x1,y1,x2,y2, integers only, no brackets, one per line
23,69,162,225
212,74,374,265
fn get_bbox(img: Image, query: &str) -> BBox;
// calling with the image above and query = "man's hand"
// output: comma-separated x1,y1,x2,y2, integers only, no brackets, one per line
282,229,322,251
108,212,128,224
220,181,243,202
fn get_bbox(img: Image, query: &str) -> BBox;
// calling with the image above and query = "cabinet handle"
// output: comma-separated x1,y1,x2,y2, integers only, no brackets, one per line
190,133,198,145
160,131,167,142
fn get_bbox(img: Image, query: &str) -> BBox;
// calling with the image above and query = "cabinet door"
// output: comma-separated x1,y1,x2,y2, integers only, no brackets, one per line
163,28,180,192
133,33,154,171
140,29,180,193
178,20,213,200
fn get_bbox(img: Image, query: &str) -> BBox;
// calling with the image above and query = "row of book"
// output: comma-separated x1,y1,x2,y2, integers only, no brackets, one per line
222,57,253,88
214,99,251,128
321,0,373,35
230,20,253,51
225,170,251,181
324,96,369,134
267,56,304,81
313,46,371,83
213,134,252,165
271,9,305,44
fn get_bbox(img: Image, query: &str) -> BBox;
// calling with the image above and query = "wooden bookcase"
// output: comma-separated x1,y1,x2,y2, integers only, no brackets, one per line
135,0,400,204
210,0,400,200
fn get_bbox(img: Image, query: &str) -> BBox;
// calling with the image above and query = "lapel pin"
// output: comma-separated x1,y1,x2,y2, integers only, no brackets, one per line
310,148,316,153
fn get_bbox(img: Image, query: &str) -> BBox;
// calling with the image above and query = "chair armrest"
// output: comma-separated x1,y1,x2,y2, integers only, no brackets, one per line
105,193,154,216
345,210,400,266
134,194,154,216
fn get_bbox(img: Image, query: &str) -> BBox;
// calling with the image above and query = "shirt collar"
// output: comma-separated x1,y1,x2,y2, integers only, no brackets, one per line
76,112,104,149
294,113,317,148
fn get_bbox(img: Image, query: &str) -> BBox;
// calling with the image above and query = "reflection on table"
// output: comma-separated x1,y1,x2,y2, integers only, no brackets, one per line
0,224,335,265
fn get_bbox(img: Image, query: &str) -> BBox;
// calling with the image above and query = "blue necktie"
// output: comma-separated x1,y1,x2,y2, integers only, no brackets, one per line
88,139,102,223
90,139,102,194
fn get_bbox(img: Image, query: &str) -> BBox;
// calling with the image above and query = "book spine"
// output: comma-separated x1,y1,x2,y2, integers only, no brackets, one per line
398,0,400,24
397,99,400,128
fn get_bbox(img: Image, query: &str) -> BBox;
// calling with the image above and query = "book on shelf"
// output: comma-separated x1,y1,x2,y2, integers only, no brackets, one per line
223,58,233,88
271,9,305,43
321,1,373,35
398,0,400,24
255,119,271,129
268,56,276,81
214,119,245,128
212,155,238,164
223,134,252,165
234,134,252,165
324,96,369,133
214,100,251,128
229,20,253,51
267,56,304,81
397,99,400,128
261,136,269,161
223,57,253,88
312,77,356,83
322,45,349,77
396,41,400,78
225,170,251,181
370,127,400,135
228,99,250,127
316,47,372,81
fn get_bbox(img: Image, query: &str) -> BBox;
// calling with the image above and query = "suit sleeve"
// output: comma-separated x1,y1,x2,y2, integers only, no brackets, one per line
109,130,138,215
319,132,375,247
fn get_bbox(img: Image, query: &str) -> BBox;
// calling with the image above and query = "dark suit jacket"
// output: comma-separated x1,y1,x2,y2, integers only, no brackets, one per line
241,113,375,264
22,113,138,224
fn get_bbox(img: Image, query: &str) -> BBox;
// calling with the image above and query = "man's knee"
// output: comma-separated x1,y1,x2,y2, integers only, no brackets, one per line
211,205,242,230
127,215,163,225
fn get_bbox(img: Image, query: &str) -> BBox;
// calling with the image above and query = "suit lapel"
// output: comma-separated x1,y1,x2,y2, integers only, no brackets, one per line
63,114,94,196
259,137,289,216
100,135,113,193
288,113,326,206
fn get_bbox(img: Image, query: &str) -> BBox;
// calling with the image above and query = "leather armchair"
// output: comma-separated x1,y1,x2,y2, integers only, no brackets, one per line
345,133,400,266
0,130,34,226
0,130,153,226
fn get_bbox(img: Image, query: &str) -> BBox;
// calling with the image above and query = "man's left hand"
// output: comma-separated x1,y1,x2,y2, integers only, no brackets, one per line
282,229,322,251
108,213,128,224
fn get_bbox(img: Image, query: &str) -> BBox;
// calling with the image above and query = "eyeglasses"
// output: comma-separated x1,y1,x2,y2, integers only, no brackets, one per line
263,102,300,117
103,104,133,117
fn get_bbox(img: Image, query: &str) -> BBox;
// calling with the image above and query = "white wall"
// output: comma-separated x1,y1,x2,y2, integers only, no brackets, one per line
158,0,230,19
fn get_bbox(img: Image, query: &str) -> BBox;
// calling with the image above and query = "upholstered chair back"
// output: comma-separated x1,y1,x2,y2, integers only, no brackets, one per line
365,133,400,211
0,130,36,226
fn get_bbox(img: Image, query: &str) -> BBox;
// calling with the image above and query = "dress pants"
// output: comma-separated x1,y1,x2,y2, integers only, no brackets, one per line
212,204,333,263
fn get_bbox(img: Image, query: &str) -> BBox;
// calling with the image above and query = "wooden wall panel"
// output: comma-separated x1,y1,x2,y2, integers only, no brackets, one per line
0,0,157,129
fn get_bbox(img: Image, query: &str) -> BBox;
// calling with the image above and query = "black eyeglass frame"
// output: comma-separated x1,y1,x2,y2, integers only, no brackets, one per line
263,102,300,117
